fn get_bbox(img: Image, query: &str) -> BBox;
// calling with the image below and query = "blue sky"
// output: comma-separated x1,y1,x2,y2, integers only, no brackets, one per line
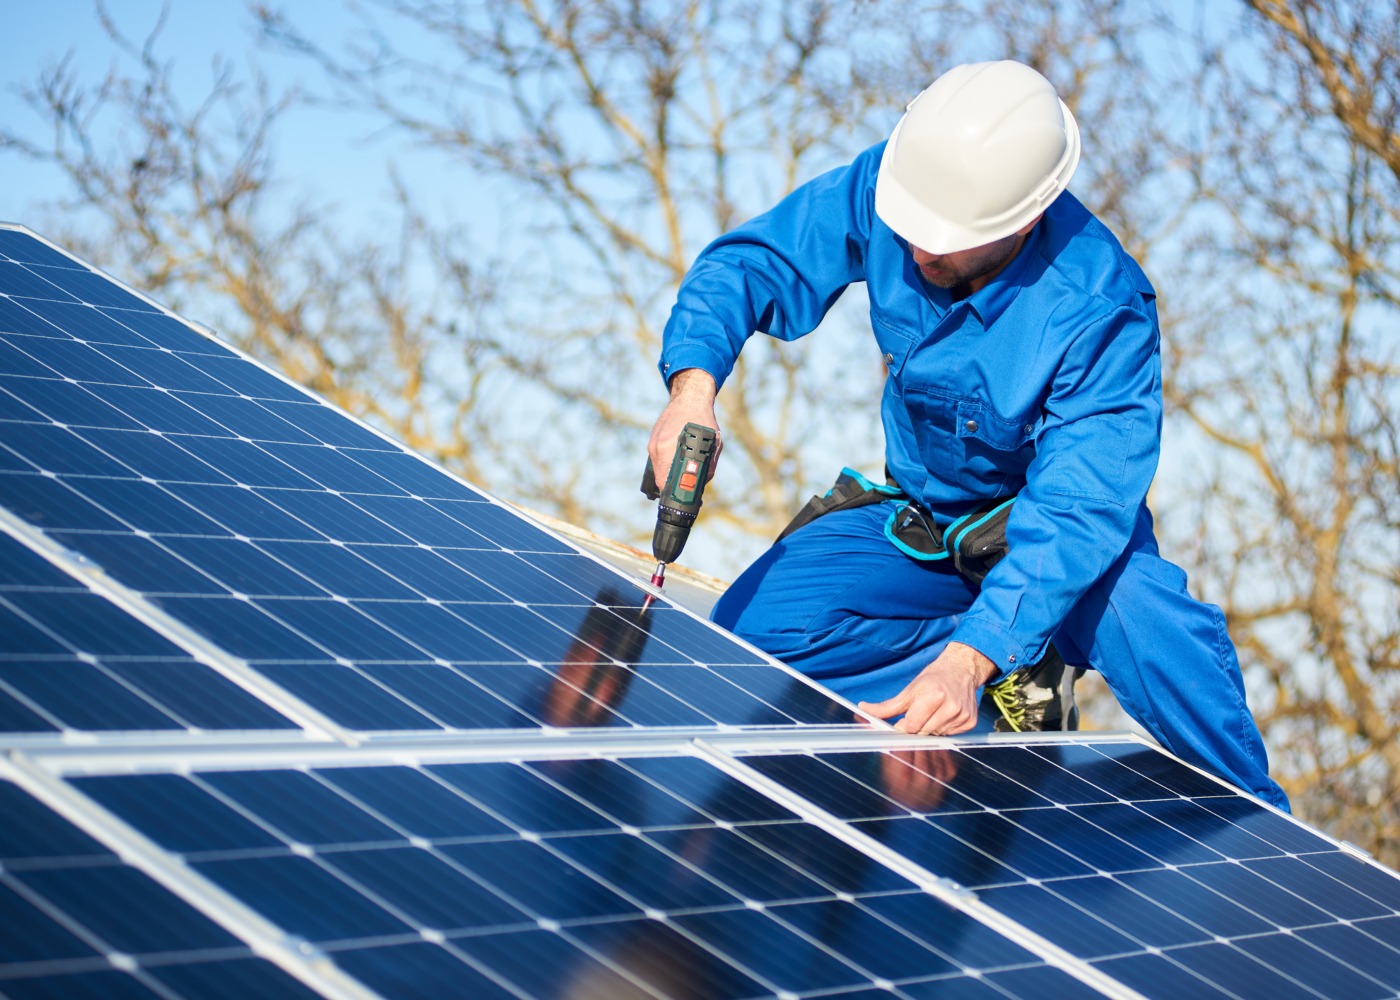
0,2,446,234
5,4,239,207
0,1,884,579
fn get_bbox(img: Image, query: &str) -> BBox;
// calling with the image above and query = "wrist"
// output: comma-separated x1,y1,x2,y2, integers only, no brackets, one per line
668,368,717,403
948,642,997,685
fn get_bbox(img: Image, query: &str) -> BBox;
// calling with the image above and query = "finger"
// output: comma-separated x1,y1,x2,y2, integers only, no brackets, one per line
912,698,974,737
857,692,911,721
649,429,678,492
646,437,669,492
706,432,723,482
922,701,965,737
898,698,940,736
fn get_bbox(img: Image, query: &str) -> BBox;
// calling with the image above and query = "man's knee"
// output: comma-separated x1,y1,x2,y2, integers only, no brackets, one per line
708,537,843,638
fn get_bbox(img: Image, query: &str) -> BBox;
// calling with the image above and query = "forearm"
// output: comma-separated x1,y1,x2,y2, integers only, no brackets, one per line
950,493,1139,677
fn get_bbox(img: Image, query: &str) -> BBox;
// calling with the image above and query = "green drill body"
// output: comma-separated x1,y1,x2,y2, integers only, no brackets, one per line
641,423,717,588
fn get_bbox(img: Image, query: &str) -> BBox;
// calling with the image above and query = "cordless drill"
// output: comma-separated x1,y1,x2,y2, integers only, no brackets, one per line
640,423,717,592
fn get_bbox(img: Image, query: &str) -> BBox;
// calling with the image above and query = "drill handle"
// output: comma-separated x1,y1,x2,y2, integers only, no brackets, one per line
641,423,717,507
641,457,661,501
660,424,716,512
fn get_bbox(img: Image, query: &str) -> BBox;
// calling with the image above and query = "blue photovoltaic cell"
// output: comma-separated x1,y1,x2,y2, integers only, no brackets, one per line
748,744,1400,999
0,228,850,733
67,754,1084,999
0,530,294,734
0,778,322,1000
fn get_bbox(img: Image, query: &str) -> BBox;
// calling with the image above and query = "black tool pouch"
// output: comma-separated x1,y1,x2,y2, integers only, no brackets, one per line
942,498,1016,585
777,467,905,541
778,468,1018,586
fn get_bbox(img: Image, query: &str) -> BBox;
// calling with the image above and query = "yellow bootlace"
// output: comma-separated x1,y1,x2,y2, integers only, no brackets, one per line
987,673,1025,732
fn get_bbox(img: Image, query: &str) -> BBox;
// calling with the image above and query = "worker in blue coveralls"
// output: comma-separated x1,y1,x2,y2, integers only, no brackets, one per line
646,60,1288,811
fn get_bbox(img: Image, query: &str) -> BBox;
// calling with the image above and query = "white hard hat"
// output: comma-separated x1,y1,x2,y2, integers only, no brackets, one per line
874,61,1080,254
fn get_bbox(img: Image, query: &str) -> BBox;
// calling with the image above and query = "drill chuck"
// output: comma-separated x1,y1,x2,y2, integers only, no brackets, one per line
651,510,695,565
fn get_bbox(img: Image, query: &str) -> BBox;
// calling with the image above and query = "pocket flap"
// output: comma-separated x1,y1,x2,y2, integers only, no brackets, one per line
955,401,1032,451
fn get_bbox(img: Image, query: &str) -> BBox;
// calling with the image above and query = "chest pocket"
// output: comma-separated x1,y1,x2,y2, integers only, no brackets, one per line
905,389,1038,496
872,316,914,387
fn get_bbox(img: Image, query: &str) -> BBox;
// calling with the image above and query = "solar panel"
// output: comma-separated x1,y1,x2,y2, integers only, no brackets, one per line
3,223,1400,1000
48,746,1106,999
740,743,1400,999
0,225,850,735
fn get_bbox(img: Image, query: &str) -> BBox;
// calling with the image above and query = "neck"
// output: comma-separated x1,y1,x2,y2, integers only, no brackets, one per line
965,231,1028,295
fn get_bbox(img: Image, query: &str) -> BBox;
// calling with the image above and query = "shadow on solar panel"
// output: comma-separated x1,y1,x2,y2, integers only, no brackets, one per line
0,225,855,737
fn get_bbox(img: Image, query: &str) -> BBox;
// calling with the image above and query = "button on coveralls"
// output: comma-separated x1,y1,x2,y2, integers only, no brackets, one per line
660,142,1287,810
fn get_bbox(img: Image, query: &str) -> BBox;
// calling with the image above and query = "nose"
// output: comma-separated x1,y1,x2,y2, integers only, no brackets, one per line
910,245,942,265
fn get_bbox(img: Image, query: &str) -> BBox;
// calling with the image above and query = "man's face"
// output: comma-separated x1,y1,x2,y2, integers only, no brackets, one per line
910,231,1025,294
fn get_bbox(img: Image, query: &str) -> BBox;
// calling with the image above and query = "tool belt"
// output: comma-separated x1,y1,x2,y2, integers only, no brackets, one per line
778,467,1016,585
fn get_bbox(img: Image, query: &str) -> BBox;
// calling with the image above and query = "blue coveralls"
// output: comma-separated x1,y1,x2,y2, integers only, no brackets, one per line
660,142,1288,811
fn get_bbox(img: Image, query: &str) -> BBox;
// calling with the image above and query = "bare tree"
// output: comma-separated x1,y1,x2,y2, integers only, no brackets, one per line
5,0,1178,566
1158,0,1400,862
257,0,896,551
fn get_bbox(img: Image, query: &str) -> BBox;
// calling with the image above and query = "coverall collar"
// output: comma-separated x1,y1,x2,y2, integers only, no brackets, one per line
921,222,1043,328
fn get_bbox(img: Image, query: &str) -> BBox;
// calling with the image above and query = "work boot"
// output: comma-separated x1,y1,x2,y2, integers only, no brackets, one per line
984,644,1080,732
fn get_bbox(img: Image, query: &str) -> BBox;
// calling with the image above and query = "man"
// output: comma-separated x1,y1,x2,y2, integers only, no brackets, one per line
647,61,1287,810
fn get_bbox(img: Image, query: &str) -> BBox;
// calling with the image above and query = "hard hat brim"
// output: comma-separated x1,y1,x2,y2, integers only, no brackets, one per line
875,98,1081,255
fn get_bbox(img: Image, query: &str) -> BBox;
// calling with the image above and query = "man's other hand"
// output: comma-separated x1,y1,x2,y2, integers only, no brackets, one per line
648,368,721,493
858,642,997,735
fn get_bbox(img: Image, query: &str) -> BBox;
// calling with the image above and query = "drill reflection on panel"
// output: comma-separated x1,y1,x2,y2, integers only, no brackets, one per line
542,588,652,727
640,422,717,598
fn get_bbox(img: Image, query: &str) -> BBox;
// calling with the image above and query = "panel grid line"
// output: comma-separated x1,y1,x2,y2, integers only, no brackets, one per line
0,276,862,734
729,739,1400,1000
0,754,386,1000
14,727,1400,998
0,510,351,744
689,738,1148,1000
0,224,868,739
33,738,1123,998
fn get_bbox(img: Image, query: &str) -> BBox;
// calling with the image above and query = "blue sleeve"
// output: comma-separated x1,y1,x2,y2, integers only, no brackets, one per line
950,303,1163,678
659,144,883,387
